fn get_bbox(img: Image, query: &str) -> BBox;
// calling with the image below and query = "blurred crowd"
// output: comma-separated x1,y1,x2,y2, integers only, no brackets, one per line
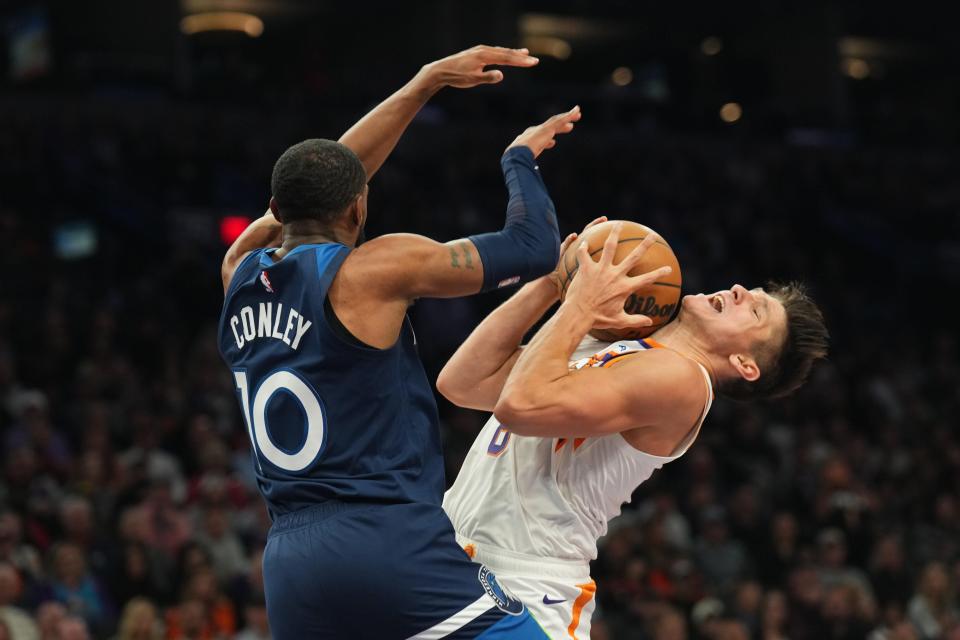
1,95,958,640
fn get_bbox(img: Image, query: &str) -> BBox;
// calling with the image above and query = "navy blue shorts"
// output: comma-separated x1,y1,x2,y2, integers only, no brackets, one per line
262,501,549,639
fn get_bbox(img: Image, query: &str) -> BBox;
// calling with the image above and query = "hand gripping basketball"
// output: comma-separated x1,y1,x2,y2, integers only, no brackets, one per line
563,222,674,333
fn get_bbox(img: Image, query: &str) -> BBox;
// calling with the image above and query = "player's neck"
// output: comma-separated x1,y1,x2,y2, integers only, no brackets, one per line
279,221,355,252
650,322,719,385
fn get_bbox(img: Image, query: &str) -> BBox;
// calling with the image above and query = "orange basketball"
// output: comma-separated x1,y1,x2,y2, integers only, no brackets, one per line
558,220,682,341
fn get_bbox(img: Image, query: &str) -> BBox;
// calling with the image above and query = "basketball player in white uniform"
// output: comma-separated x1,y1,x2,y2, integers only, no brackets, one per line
440,220,828,638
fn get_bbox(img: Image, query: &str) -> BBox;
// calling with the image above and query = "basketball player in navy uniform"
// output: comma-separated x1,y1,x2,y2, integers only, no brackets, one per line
218,46,573,638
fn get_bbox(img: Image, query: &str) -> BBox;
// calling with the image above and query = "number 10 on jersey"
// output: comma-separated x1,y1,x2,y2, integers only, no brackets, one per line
233,369,327,472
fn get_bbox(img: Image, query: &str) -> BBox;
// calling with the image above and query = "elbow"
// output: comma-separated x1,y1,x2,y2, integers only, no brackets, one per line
437,365,477,408
493,391,535,434
523,221,562,277
436,367,460,404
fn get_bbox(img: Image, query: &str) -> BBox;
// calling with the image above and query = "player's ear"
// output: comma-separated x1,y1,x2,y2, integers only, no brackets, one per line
269,197,283,223
729,352,760,382
352,187,368,227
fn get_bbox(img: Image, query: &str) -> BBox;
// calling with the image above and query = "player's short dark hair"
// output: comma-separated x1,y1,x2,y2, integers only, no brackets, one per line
270,139,367,224
719,281,828,401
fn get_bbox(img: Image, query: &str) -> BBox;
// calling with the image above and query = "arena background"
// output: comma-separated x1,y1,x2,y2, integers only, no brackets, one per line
1,2,958,639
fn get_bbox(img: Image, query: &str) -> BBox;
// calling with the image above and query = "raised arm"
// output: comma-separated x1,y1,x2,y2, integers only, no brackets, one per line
437,217,608,411
221,209,282,293
332,108,580,349
339,45,539,180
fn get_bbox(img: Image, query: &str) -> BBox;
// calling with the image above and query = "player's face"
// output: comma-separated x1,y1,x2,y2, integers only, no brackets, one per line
679,284,787,354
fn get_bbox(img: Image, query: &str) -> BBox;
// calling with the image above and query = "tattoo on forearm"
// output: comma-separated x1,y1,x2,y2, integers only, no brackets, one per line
461,243,474,270
450,246,461,268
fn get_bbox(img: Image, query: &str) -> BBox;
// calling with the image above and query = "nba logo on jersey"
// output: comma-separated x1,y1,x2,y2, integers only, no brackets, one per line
260,270,274,292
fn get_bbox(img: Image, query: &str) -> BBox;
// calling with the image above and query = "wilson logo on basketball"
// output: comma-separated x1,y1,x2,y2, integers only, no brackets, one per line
625,295,676,318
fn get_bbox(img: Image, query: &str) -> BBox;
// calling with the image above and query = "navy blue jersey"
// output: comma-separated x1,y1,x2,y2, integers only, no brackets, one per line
218,243,445,516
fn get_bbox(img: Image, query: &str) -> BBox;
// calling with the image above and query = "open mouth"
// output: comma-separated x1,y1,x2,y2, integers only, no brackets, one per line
709,294,725,313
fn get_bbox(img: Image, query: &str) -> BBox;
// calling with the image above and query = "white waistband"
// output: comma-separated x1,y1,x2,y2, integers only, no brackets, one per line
456,534,592,581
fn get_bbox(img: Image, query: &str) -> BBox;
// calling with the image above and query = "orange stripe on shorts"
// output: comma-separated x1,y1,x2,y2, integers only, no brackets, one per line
567,580,596,639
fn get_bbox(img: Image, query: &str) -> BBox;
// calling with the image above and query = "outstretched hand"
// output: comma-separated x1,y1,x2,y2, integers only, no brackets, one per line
508,106,582,158
563,222,673,331
422,45,539,90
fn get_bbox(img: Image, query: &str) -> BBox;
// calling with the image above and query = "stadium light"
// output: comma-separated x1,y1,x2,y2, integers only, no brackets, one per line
521,35,572,60
720,102,742,123
611,67,633,86
701,36,723,56
180,11,264,37
220,216,252,245
842,58,870,80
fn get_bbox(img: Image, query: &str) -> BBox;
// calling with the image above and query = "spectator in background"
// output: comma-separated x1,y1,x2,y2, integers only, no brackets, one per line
731,580,763,636
908,562,959,639
164,569,234,640
42,542,114,635
193,508,245,585
5,391,72,479
58,616,92,640
694,506,749,595
0,511,42,584
0,561,39,640
165,599,213,640
135,481,191,562
786,565,826,638
233,594,269,640
59,496,110,578
650,605,688,640
172,544,212,601
691,597,724,638
36,602,68,640
108,543,165,609
821,583,874,640
870,534,912,611
227,550,265,615
759,511,802,588
815,527,875,601
912,494,960,568
111,598,162,640
637,491,692,552
760,590,789,640
119,417,187,506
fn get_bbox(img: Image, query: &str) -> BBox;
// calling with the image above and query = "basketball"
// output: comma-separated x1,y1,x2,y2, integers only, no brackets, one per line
558,220,682,341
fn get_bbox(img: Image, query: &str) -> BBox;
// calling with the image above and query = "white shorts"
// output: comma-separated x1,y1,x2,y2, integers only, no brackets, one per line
457,535,597,640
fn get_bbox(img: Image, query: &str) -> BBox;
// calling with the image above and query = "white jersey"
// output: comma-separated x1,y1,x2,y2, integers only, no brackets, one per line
443,335,714,565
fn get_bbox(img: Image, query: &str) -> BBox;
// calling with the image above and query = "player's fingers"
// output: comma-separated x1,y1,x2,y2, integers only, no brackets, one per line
559,232,578,255
618,233,658,273
600,221,623,267
626,265,673,290
478,69,504,83
618,312,655,328
575,239,592,270
481,47,539,67
582,216,607,232
543,105,580,128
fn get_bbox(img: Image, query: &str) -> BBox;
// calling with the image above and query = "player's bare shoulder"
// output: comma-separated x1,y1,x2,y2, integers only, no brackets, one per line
609,348,711,455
